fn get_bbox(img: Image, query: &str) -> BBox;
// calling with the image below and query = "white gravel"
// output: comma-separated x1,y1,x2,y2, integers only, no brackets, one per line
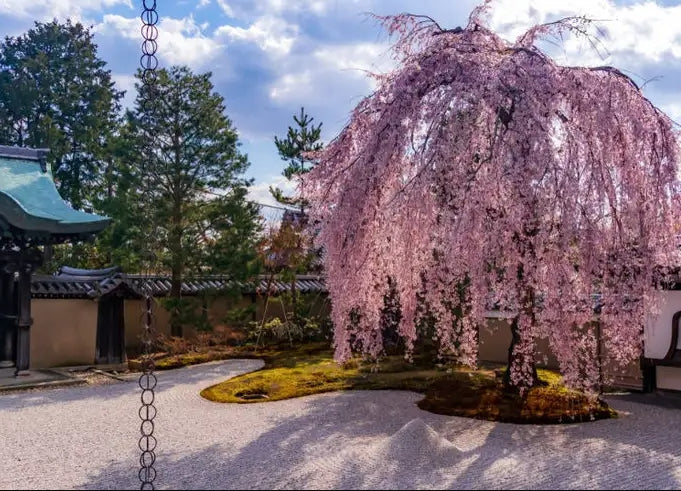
0,359,680,490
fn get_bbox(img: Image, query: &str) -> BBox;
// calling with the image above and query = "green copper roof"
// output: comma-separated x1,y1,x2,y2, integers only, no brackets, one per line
0,147,110,241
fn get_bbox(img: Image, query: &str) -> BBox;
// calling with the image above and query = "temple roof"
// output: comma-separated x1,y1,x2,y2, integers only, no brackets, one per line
31,266,328,299
0,146,110,243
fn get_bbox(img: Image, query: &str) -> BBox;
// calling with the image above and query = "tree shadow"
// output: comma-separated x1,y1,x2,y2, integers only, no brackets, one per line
608,390,681,410
0,359,265,413
78,388,681,490
440,392,681,489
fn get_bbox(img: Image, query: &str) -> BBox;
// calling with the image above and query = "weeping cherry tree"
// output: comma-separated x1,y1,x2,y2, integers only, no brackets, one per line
302,4,681,391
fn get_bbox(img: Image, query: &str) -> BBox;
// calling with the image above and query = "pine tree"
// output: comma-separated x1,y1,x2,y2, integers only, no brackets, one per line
0,20,122,210
260,109,325,337
129,66,261,337
269,107,323,211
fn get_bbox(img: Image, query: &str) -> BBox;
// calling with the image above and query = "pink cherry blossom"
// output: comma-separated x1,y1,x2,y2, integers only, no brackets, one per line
301,8,681,391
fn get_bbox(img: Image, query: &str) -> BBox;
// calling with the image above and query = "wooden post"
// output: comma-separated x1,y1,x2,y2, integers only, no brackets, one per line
641,357,656,393
14,263,32,375
250,293,257,324
14,248,42,376
0,264,16,369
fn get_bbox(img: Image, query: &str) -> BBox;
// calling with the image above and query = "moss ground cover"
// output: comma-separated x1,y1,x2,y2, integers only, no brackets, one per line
199,344,616,424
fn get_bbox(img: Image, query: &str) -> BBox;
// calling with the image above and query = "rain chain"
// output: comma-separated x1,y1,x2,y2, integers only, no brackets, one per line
138,0,159,489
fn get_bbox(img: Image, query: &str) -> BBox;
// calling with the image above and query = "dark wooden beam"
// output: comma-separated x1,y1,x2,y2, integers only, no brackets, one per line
14,263,32,375
0,248,43,376
0,264,16,369
664,311,681,361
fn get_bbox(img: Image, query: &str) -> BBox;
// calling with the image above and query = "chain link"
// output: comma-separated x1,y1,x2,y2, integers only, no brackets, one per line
138,0,159,489
138,294,157,490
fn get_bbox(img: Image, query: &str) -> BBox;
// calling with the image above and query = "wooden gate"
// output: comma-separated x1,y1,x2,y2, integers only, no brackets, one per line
96,295,125,365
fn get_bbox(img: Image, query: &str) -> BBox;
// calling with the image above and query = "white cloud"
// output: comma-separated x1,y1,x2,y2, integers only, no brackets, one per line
485,0,681,64
269,71,314,101
248,174,297,207
661,102,681,125
260,0,333,14
215,16,299,56
198,0,212,7
160,16,224,67
0,0,131,21
97,14,224,69
216,0,234,16
111,73,137,109
314,42,394,77
96,14,137,38
218,0,353,18
269,42,392,103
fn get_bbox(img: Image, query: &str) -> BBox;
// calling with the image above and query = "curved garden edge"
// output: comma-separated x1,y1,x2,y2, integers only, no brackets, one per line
196,344,617,425
126,344,294,371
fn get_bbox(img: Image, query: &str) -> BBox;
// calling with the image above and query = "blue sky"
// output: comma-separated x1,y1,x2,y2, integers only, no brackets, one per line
0,0,679,207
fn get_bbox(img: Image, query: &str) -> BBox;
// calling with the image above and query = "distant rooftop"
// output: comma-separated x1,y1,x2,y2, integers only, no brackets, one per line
30,266,327,299
0,146,49,164
0,145,110,243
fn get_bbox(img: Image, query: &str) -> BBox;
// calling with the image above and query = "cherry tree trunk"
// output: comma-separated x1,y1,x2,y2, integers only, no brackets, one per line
504,263,539,390
503,315,539,390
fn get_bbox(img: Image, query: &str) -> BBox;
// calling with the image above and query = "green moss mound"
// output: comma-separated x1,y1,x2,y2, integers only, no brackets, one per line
200,345,616,424
418,368,615,424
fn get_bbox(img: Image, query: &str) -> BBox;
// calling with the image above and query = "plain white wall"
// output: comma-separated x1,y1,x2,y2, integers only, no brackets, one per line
645,290,681,359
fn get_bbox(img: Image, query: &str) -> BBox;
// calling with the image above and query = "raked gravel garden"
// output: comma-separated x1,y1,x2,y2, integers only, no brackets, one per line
1,358,680,490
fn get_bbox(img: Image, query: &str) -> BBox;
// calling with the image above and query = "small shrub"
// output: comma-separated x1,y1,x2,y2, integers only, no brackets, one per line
156,334,193,355
247,292,331,346
195,331,217,348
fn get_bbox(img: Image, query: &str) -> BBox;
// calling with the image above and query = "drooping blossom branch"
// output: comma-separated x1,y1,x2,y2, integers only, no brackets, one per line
302,6,681,390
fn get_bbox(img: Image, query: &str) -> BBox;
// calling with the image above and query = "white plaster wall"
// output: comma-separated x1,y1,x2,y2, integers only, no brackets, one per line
657,366,681,391
644,290,681,359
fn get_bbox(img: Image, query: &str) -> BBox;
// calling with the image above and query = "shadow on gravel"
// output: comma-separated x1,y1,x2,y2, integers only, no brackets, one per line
80,390,681,490
0,359,264,413
606,390,681,410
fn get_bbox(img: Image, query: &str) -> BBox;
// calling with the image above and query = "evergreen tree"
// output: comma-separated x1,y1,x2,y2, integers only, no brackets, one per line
0,20,122,210
269,107,323,211
40,114,146,272
267,108,325,279
90,114,148,271
261,108,324,335
129,66,261,337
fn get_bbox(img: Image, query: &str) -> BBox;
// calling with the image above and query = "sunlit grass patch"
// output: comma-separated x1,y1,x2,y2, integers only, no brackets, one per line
200,345,615,424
